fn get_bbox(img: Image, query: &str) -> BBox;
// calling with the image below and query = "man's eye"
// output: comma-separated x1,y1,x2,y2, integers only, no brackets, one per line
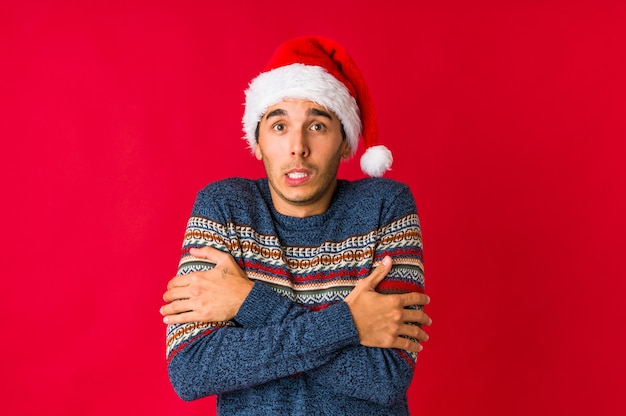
272,123,285,132
310,123,326,132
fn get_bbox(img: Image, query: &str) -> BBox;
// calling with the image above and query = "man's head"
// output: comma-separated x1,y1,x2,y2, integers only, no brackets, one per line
242,36,393,178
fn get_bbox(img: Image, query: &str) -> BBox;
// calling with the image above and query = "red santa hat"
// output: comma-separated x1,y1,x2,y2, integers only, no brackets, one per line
242,36,393,177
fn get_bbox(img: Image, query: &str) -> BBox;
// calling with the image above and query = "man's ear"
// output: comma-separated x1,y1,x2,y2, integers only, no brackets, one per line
341,143,352,160
254,144,263,161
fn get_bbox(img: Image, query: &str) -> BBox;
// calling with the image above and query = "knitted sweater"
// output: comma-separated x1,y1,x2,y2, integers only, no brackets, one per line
166,177,424,415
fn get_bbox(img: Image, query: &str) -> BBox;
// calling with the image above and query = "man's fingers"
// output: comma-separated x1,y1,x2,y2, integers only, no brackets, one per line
160,299,193,318
166,274,190,290
393,324,429,352
392,336,423,353
399,291,431,309
162,310,195,325
189,246,223,262
163,286,191,303
361,256,392,288
402,308,433,327
400,323,429,342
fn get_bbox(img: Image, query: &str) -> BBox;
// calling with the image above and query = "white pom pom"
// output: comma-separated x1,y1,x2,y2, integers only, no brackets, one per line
360,145,393,177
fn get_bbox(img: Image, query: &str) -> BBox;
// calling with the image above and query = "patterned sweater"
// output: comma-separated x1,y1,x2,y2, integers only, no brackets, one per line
166,177,424,415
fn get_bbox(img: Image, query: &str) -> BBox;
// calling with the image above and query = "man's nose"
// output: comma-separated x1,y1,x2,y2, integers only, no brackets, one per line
290,128,310,157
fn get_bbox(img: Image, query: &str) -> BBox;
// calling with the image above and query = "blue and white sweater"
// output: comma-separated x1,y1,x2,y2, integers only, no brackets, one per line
166,177,425,415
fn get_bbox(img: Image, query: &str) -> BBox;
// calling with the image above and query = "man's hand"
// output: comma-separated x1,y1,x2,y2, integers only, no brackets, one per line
344,256,431,353
160,247,254,325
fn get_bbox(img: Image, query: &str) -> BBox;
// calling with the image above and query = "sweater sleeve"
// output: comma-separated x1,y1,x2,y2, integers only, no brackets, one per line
305,184,425,406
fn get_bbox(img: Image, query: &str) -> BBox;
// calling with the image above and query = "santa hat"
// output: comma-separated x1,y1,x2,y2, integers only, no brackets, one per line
242,36,392,177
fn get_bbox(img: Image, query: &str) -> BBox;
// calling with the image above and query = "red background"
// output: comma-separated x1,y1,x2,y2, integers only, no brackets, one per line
1,1,624,415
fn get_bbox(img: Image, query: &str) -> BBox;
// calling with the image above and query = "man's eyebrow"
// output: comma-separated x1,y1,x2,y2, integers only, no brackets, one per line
265,108,287,120
307,108,333,120
264,107,334,120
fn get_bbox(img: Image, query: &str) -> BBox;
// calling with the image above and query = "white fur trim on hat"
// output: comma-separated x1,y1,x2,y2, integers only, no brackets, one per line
243,63,361,156
360,145,393,177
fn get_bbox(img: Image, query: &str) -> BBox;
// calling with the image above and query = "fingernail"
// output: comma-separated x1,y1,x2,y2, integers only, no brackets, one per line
163,316,169,324
382,256,391,266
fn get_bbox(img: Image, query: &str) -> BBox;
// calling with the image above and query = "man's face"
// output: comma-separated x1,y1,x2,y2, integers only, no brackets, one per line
255,99,351,218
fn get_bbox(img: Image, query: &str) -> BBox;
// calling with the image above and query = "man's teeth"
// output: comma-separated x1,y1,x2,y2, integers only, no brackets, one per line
288,172,307,179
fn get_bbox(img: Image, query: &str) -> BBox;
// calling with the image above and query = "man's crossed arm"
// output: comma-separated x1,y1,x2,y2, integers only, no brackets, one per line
160,246,431,353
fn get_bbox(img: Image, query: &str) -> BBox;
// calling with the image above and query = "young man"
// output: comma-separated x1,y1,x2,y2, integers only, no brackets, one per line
160,36,431,415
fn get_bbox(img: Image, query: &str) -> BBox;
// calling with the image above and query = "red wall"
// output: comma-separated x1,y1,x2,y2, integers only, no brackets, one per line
1,1,624,415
